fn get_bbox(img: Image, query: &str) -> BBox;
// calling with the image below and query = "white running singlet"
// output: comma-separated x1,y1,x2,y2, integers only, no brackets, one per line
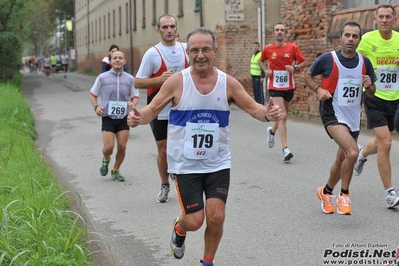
167,67,231,174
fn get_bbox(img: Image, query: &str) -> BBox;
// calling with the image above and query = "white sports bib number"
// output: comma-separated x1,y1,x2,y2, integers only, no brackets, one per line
108,101,128,116
273,70,289,88
376,66,399,91
336,78,362,106
183,122,219,160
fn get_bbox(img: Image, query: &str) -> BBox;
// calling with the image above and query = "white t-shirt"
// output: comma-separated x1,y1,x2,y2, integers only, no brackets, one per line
61,54,68,65
136,42,188,78
136,42,189,119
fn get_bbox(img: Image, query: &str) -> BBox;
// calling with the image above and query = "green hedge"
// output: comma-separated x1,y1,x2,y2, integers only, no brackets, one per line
0,32,21,82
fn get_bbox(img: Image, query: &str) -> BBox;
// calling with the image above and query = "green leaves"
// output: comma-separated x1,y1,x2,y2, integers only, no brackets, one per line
0,80,91,265
0,0,29,82
0,0,74,82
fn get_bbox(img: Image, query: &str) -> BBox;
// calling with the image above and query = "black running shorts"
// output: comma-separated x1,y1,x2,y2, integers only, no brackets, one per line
364,94,399,131
101,116,129,133
150,118,168,141
174,169,230,215
268,89,294,102
395,108,399,133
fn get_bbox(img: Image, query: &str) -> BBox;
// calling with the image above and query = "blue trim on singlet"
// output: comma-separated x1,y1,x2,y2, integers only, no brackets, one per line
169,109,230,128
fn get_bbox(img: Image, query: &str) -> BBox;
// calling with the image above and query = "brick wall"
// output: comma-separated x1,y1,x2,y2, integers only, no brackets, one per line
215,25,259,95
279,0,345,118
213,0,348,118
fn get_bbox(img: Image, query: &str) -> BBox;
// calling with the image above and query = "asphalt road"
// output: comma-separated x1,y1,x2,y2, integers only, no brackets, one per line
21,70,399,266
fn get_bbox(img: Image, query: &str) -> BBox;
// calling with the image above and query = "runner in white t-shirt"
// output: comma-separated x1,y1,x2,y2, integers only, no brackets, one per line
60,52,69,78
134,14,190,203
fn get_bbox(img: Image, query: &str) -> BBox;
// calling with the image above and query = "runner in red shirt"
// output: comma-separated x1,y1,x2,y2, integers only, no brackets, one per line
260,23,306,161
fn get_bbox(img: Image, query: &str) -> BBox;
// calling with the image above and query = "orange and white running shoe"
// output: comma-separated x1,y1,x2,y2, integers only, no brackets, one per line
336,194,352,215
316,186,335,214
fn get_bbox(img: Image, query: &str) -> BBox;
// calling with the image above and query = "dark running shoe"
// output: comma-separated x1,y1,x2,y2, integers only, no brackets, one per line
100,159,110,176
111,170,125,182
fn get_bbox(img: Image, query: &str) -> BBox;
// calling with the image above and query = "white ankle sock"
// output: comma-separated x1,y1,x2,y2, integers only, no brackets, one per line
358,149,366,160
385,187,395,198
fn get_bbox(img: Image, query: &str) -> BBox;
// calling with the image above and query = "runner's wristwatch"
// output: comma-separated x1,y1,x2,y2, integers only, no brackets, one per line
93,105,98,111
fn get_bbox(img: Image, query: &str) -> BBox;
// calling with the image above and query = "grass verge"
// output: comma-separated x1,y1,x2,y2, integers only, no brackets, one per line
0,73,92,265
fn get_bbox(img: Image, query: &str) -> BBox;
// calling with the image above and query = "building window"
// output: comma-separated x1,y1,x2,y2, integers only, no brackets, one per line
91,22,94,43
103,15,106,40
119,7,122,35
95,19,97,42
126,3,129,33
113,10,116,37
164,0,168,14
152,0,156,26
194,0,200,12
133,0,137,31
142,0,146,28
178,0,183,17
108,13,110,38
99,18,101,41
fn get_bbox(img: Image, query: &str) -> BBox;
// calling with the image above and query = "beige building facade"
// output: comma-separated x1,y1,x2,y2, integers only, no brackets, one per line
74,0,280,77
75,0,398,118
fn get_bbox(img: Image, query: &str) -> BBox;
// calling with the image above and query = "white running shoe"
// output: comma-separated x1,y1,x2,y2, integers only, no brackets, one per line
156,185,170,203
283,148,293,162
170,216,185,259
353,144,367,176
267,126,275,148
386,190,399,209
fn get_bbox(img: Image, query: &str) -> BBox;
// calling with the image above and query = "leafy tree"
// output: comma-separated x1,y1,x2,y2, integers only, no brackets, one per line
0,0,31,81
49,0,74,53
0,0,74,82
27,1,55,56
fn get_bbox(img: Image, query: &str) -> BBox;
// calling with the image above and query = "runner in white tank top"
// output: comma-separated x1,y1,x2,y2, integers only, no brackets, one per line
127,27,282,264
